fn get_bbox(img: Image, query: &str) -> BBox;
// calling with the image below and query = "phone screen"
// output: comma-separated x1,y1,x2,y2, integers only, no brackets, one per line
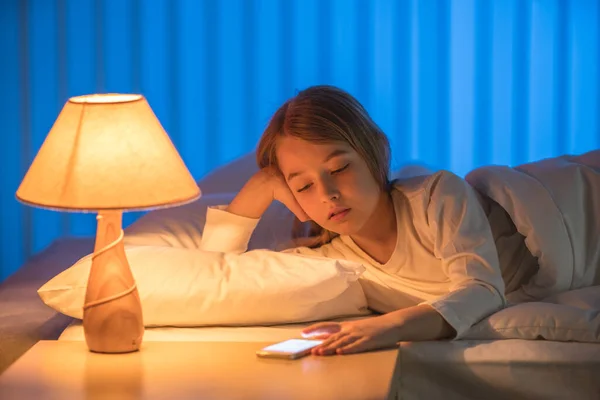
261,339,323,354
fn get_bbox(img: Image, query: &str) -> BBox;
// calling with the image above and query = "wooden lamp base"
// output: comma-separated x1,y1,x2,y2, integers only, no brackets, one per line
83,210,144,353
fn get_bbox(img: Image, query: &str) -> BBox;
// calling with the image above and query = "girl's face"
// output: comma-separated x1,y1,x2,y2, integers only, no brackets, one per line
276,136,382,235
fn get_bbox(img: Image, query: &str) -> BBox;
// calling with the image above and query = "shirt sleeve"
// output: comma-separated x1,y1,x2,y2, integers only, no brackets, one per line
420,171,507,338
199,206,260,254
199,205,336,258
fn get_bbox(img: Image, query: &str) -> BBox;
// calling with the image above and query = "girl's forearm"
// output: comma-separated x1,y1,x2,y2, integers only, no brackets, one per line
226,174,273,219
383,304,455,341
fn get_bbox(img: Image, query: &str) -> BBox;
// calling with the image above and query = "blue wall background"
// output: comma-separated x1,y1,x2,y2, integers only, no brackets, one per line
1,0,599,281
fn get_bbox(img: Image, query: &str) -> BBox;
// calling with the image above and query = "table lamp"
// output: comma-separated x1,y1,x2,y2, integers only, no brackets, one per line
16,94,201,353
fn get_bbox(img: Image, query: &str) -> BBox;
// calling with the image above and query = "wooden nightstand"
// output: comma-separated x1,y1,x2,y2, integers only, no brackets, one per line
0,340,399,399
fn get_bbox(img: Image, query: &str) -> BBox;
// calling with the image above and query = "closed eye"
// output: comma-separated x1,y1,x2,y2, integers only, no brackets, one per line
332,163,350,174
297,183,312,193
297,164,349,193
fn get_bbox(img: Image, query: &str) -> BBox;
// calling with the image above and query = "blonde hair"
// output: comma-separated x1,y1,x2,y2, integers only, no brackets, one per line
256,85,392,248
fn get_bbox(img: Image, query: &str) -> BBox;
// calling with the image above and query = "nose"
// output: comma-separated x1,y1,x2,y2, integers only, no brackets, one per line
318,175,340,202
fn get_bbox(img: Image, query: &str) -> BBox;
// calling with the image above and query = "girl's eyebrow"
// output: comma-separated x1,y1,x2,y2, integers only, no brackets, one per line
323,149,349,163
287,149,349,181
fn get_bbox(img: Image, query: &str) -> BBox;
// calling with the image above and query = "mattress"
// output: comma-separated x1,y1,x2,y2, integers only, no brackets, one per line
392,339,600,400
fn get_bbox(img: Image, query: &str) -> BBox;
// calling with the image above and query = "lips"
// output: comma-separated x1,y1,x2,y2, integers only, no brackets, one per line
328,208,351,220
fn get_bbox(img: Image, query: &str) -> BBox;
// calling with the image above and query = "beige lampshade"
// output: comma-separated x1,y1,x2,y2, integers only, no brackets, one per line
16,94,201,211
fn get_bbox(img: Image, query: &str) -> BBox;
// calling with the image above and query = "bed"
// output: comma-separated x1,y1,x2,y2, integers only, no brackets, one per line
2,152,600,399
2,237,599,399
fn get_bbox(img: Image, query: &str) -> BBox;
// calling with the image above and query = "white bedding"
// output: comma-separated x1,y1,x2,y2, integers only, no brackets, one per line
466,149,600,302
393,339,600,400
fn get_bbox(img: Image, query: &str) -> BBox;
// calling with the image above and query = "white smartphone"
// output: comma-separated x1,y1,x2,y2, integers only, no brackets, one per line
256,339,323,360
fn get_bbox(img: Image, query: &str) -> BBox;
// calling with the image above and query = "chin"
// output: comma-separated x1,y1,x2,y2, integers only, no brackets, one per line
324,220,361,237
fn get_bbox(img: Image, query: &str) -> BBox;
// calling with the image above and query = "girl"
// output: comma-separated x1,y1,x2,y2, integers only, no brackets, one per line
200,85,511,356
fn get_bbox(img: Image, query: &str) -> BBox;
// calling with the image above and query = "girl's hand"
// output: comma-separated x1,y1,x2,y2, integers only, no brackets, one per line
256,168,310,222
226,167,310,222
301,316,402,356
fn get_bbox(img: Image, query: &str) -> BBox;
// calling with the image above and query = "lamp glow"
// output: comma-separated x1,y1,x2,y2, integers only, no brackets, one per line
17,94,200,353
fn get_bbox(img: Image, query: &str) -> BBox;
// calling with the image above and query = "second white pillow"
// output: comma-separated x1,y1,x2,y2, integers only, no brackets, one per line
38,245,370,327
462,286,600,343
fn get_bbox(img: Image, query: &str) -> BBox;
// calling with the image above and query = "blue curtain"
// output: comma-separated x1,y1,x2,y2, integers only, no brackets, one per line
1,0,598,281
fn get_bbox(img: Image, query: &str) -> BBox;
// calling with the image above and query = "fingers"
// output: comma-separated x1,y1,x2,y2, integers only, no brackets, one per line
250,168,311,222
336,337,370,355
270,175,311,222
277,189,310,222
317,334,359,356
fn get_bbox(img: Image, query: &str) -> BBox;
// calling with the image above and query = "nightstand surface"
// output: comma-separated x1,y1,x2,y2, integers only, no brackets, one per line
0,340,398,400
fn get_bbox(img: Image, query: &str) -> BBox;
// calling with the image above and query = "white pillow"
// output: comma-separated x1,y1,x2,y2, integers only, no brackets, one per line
543,285,600,310
196,152,258,195
38,246,370,326
462,286,600,343
123,193,296,251
391,163,434,179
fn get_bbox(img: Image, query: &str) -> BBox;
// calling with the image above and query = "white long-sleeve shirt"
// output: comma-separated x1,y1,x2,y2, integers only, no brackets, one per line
200,171,507,338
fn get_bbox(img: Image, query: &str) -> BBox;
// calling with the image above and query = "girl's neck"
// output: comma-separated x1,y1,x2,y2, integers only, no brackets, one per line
351,190,397,264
